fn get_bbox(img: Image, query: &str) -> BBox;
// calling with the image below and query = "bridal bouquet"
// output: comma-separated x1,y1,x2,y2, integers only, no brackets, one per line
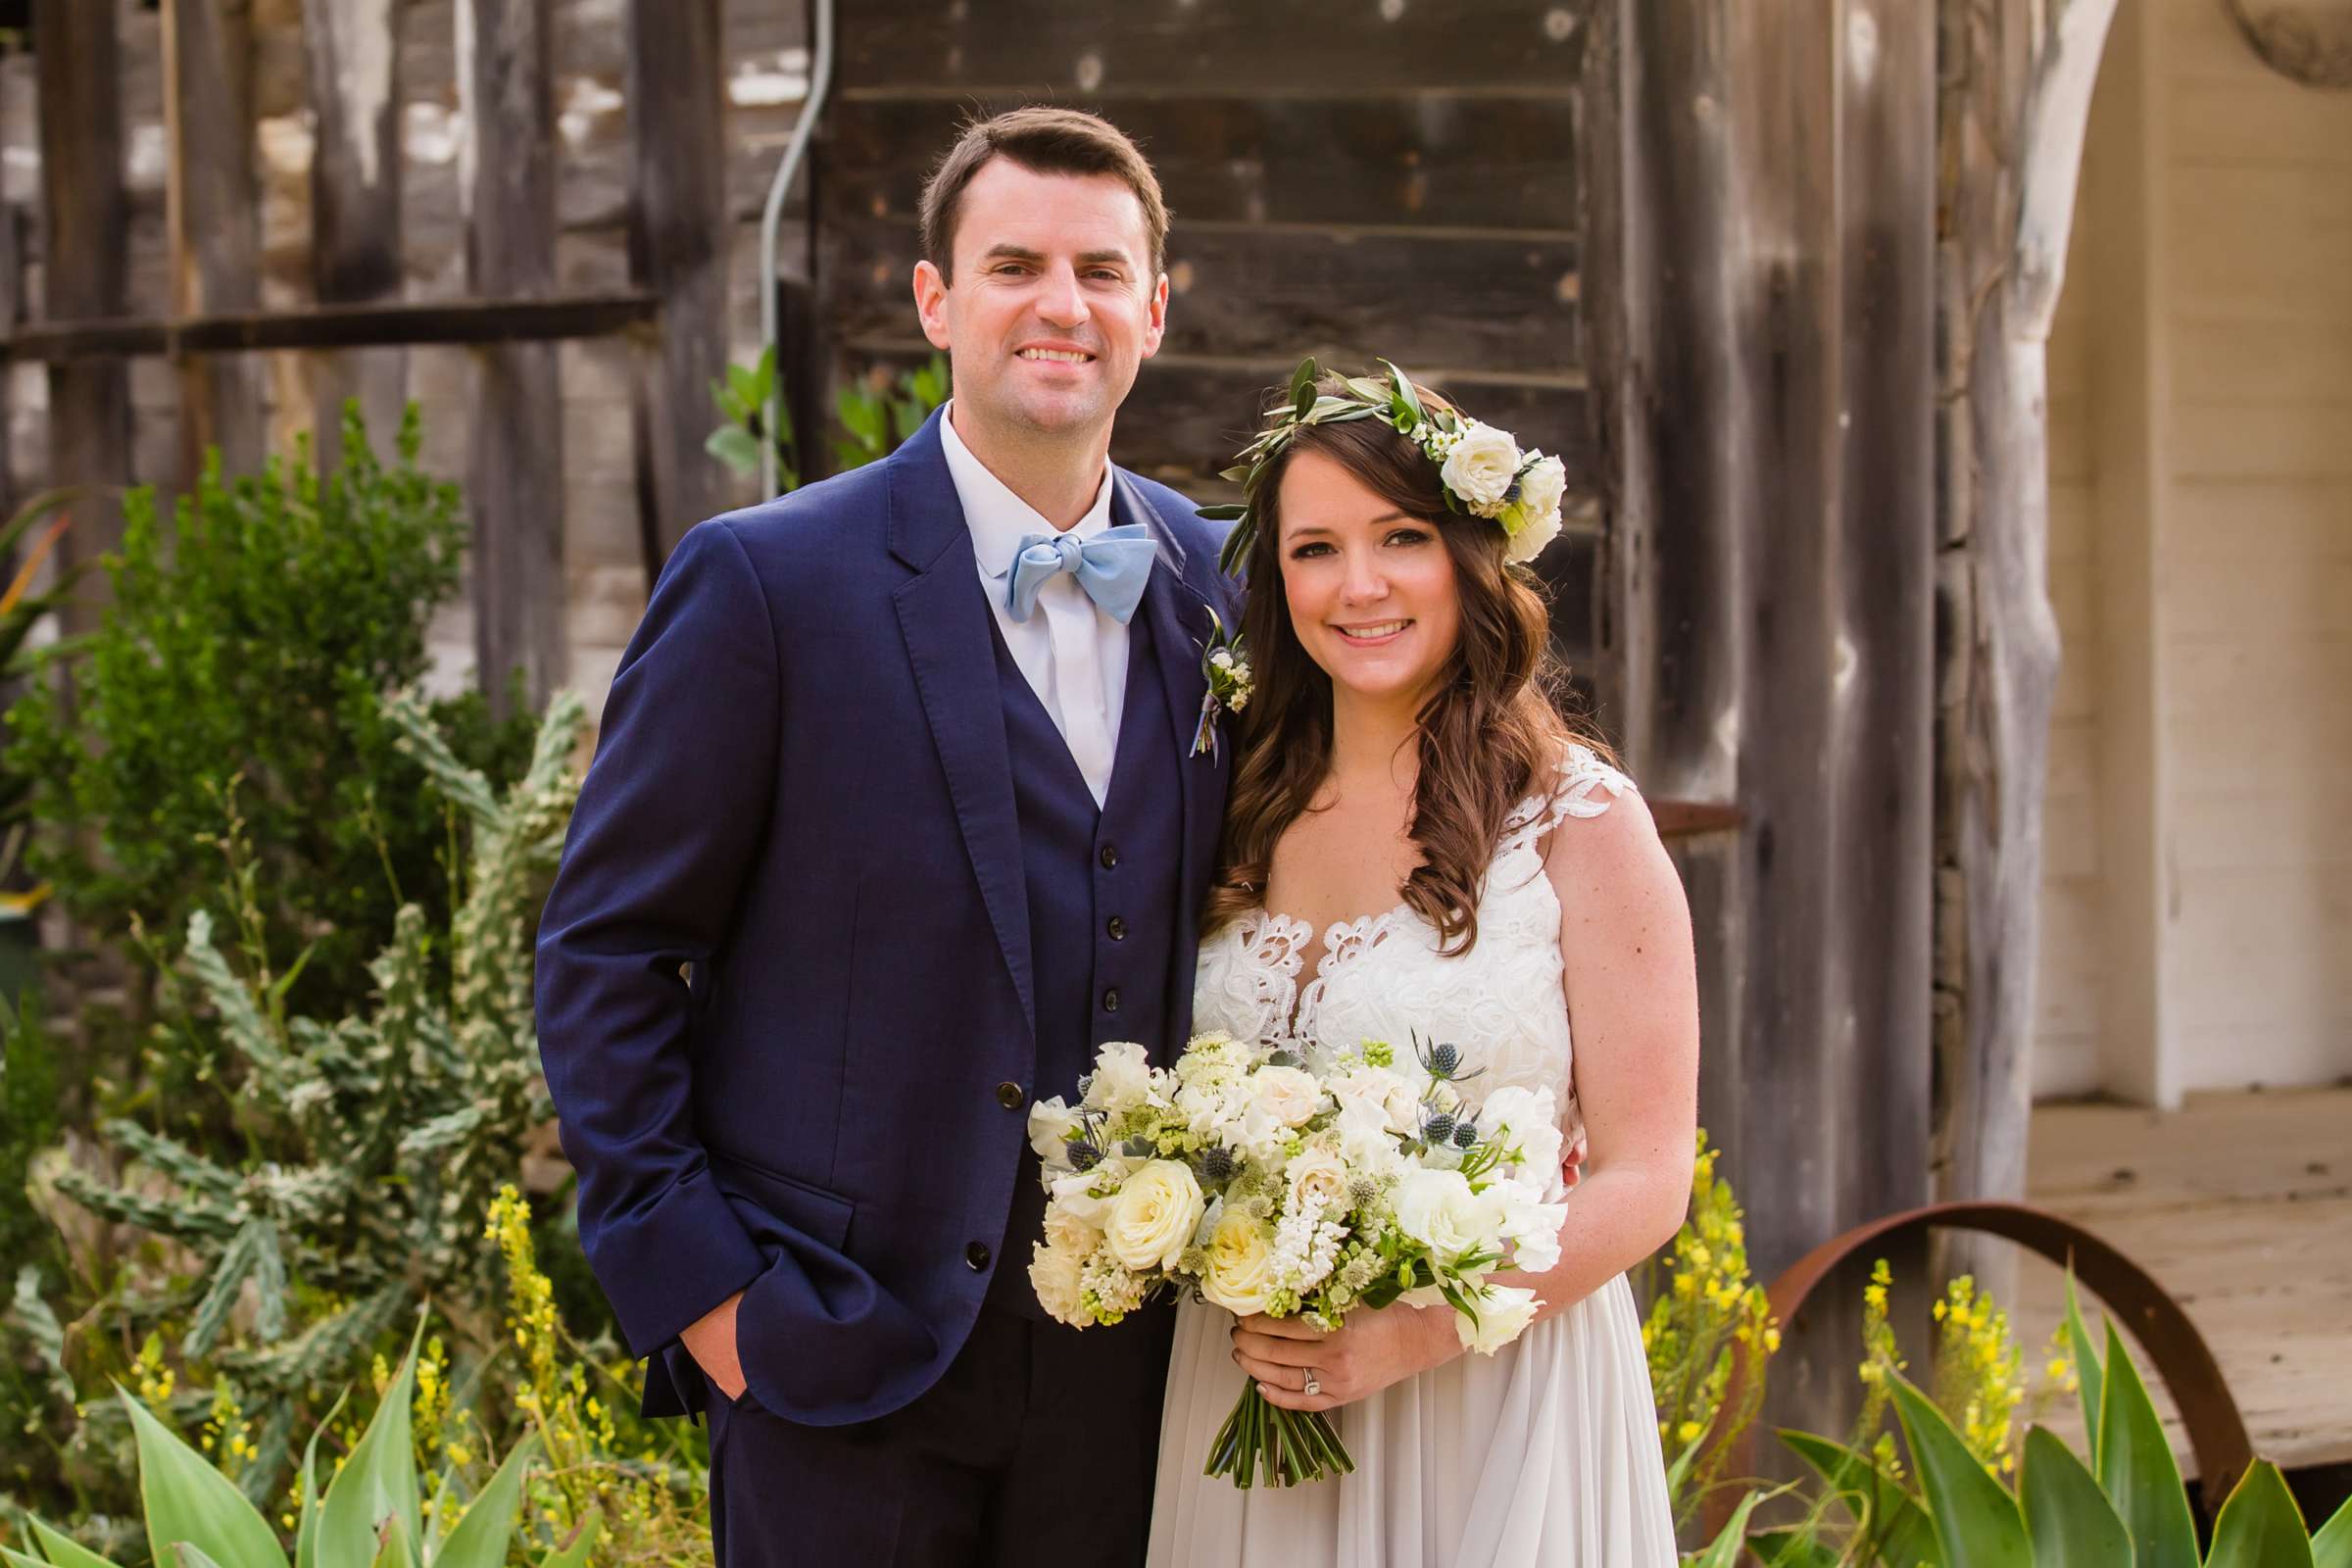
1026,1030,1570,1488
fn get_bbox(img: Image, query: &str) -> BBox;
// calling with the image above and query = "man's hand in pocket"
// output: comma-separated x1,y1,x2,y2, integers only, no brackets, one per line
681,1290,747,1401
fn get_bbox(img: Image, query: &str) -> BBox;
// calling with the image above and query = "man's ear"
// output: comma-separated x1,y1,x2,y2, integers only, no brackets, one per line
912,260,954,352
1140,270,1170,361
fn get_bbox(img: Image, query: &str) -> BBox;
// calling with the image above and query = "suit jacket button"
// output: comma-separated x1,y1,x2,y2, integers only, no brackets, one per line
965,1241,992,1271
1102,987,1121,1013
1106,915,1128,941
1100,844,1120,870
996,1080,1025,1110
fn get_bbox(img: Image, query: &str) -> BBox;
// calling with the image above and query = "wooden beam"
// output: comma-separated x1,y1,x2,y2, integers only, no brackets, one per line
625,0,729,569
0,294,662,363
163,0,267,479
461,0,566,718
303,0,406,468
33,0,134,625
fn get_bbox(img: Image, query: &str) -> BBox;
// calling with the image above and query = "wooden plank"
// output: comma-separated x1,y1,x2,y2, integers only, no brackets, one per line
0,293,662,362
34,0,135,626
625,0,729,567
822,220,1582,378
825,94,1582,232
163,0,268,479
837,1,1588,96
303,0,407,468
462,0,566,717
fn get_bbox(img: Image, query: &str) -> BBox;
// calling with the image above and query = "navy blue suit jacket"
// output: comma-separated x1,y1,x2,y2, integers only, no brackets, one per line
534,411,1238,1427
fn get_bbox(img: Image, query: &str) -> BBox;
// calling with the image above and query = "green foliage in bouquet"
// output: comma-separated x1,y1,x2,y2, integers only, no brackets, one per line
1,404,538,1028
4,1320,602,1568
32,687,585,1490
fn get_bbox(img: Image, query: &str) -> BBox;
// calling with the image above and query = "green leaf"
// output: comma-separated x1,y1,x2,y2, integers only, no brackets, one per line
1288,356,1318,418
172,1546,228,1568
2,1546,56,1568
1688,1490,1768,1568
433,1432,539,1568
1382,359,1424,427
2315,1488,2352,1568
538,1511,601,1568
836,388,887,447
704,425,763,478
2092,1323,2198,1568
316,1324,424,1568
727,361,765,411
368,1513,411,1568
1777,1428,1936,1567
296,1387,348,1568
2063,1271,2105,1458
1887,1373,2033,1568
119,1389,290,1568
2020,1425,2133,1568
24,1517,126,1568
1744,1529,1839,1568
2204,1461,2314,1568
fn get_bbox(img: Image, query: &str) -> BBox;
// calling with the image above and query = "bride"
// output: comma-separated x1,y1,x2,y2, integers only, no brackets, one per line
1148,367,1697,1566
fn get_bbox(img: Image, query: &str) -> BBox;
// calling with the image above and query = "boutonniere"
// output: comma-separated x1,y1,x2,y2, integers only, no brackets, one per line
1190,609,1252,761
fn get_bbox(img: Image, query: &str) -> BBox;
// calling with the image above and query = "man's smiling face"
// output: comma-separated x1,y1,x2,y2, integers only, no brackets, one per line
913,157,1168,444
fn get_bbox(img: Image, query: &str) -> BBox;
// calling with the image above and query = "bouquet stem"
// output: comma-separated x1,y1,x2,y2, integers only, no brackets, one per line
1203,1381,1355,1489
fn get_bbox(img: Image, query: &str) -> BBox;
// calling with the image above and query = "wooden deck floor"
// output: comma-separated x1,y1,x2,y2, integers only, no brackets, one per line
2010,1087,2352,1477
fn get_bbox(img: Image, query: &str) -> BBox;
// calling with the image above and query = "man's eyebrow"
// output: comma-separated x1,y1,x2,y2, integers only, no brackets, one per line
1077,249,1137,269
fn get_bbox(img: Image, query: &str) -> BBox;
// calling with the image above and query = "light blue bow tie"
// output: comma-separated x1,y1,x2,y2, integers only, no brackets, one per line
1003,523,1158,625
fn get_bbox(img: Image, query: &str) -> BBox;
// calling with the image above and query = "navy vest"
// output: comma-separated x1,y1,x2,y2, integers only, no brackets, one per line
985,598,1187,1317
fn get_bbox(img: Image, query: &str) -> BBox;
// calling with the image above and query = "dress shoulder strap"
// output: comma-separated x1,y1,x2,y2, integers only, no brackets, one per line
1498,743,1637,857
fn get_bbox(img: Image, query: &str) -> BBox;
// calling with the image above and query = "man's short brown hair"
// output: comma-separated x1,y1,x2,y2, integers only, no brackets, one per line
917,106,1170,282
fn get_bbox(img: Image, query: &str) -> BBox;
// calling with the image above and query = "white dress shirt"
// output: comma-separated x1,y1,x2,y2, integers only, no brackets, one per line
940,404,1131,807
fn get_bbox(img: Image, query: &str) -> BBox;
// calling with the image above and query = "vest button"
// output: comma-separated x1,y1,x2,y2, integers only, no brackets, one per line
1100,844,1119,870
1106,915,1128,941
996,1080,1025,1110
965,1241,992,1272
1102,987,1121,1013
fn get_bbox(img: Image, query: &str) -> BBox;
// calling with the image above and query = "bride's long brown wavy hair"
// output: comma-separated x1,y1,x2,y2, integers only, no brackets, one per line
1202,374,1612,956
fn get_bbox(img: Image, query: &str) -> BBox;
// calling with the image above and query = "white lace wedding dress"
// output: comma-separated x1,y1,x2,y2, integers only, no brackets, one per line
1147,747,1678,1567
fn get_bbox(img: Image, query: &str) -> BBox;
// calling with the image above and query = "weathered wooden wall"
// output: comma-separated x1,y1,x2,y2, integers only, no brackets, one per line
1584,0,1938,1443
816,0,1600,674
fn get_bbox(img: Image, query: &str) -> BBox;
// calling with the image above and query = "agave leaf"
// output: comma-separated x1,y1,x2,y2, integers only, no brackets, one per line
119,1388,290,1568
316,1324,424,1568
2062,1271,2105,1458
2092,1323,2198,1568
1777,1428,1936,1567
2020,1425,2133,1568
24,1518,126,1568
1,1547,55,1568
1887,1374,2033,1568
2316,1489,2352,1568
295,1388,349,1568
538,1511,602,1568
1744,1529,1840,1568
432,1432,540,1568
2204,1461,2314,1568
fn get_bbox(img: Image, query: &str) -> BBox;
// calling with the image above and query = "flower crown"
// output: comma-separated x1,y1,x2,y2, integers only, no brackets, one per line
1202,357,1569,576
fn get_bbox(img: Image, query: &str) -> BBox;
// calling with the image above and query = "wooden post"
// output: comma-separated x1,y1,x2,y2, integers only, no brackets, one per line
1931,0,2120,1301
33,0,134,623
302,0,406,468
164,0,268,481
1586,0,1937,1446
625,0,729,569
461,0,566,717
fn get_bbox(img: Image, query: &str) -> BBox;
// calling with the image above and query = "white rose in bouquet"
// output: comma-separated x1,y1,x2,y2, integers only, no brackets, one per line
1044,1202,1102,1257
1391,1167,1494,1260
1459,1284,1542,1354
1106,1159,1206,1271
1331,1062,1422,1138
1250,1064,1325,1128
1439,421,1522,515
1200,1208,1278,1316
1084,1041,1157,1112
1284,1142,1350,1212
1029,1239,1089,1327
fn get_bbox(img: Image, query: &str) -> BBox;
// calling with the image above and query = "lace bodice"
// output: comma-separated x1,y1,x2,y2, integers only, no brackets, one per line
1192,746,1635,1128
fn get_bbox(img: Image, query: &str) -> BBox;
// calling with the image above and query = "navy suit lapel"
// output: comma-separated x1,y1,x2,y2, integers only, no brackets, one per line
888,414,1037,1045
1114,472,1228,940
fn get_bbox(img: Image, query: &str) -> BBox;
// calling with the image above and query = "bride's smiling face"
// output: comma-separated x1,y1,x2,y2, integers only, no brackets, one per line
1275,450,1462,709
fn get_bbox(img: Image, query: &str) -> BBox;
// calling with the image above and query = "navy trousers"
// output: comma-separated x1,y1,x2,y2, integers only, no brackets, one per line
703,1302,1177,1566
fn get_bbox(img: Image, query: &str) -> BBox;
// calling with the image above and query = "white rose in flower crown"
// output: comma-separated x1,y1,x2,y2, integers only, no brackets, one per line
1084,1041,1157,1112
1502,454,1568,565
1026,1096,1082,1164
1458,1283,1543,1354
1250,1064,1325,1129
1029,1239,1089,1327
1200,1207,1279,1316
1105,1159,1206,1271
1391,1167,1496,1259
1439,421,1522,516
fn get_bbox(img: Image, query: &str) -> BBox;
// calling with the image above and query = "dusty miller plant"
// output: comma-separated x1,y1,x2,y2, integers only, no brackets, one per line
40,684,585,1490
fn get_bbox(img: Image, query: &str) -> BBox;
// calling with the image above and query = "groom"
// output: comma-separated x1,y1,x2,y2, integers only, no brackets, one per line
534,107,1237,1565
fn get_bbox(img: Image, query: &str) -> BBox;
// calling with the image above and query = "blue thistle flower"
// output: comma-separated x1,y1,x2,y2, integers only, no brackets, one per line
1068,1141,1102,1171
1197,1146,1238,1184
1421,1109,1457,1147
1452,1120,1480,1150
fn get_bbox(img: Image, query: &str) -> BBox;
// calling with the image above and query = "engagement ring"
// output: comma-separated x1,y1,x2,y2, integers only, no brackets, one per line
1302,1371,1321,1397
